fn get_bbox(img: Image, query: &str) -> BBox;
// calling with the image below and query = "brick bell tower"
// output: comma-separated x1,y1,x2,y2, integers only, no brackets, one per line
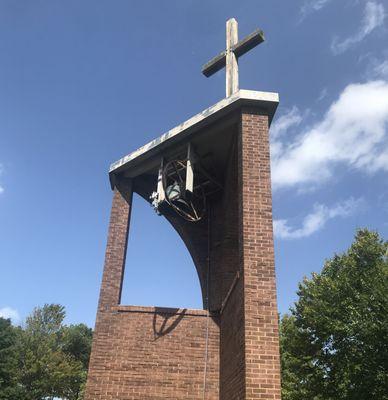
85,19,281,400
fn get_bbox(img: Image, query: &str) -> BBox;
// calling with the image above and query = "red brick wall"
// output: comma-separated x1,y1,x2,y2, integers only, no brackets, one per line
86,306,219,400
220,278,246,399
238,109,281,399
98,182,132,312
217,134,246,400
219,110,281,400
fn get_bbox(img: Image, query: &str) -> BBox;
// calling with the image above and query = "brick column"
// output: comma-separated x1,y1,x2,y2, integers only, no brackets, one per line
98,180,132,311
239,109,281,400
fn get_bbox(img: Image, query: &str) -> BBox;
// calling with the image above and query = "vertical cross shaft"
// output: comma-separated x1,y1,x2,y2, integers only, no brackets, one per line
226,18,239,97
202,18,265,98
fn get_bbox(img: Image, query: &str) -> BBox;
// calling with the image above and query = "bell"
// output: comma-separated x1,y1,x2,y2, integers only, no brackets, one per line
165,182,182,202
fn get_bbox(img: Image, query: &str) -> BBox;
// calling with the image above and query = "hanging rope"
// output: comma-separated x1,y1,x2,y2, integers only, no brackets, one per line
202,204,211,400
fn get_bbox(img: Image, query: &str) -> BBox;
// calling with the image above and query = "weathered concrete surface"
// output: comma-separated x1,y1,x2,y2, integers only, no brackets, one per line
109,89,279,178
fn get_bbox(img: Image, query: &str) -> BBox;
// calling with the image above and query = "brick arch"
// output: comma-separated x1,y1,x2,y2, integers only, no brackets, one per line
133,130,240,313
126,189,208,309
134,189,210,309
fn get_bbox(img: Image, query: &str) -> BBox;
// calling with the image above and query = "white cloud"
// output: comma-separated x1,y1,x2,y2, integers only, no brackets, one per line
271,107,303,164
373,59,388,78
300,0,332,19
317,87,328,102
271,79,388,191
331,1,386,54
271,106,302,140
274,198,362,240
362,55,388,80
0,307,20,324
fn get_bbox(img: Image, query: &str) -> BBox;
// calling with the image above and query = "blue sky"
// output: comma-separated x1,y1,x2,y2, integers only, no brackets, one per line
0,0,387,327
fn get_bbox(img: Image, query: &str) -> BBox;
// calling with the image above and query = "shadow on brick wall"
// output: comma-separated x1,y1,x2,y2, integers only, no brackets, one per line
152,308,187,340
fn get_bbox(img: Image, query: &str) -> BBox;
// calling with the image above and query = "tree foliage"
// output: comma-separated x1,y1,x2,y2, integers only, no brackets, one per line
280,229,388,400
0,304,92,400
0,318,22,400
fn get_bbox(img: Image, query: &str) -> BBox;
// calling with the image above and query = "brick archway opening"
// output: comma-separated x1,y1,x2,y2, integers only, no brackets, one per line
120,193,203,309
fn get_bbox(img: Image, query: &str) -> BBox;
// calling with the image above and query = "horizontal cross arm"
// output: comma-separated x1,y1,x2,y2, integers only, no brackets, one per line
202,50,226,77
232,29,265,58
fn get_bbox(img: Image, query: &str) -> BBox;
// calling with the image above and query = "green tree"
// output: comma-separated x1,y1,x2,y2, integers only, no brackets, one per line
61,323,93,400
0,317,22,400
14,304,92,400
280,229,388,400
62,324,93,370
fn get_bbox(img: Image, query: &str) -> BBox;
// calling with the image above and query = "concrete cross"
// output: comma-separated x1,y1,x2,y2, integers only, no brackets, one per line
202,18,265,97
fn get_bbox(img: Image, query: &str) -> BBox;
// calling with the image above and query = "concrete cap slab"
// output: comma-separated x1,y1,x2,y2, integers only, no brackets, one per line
109,89,279,181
